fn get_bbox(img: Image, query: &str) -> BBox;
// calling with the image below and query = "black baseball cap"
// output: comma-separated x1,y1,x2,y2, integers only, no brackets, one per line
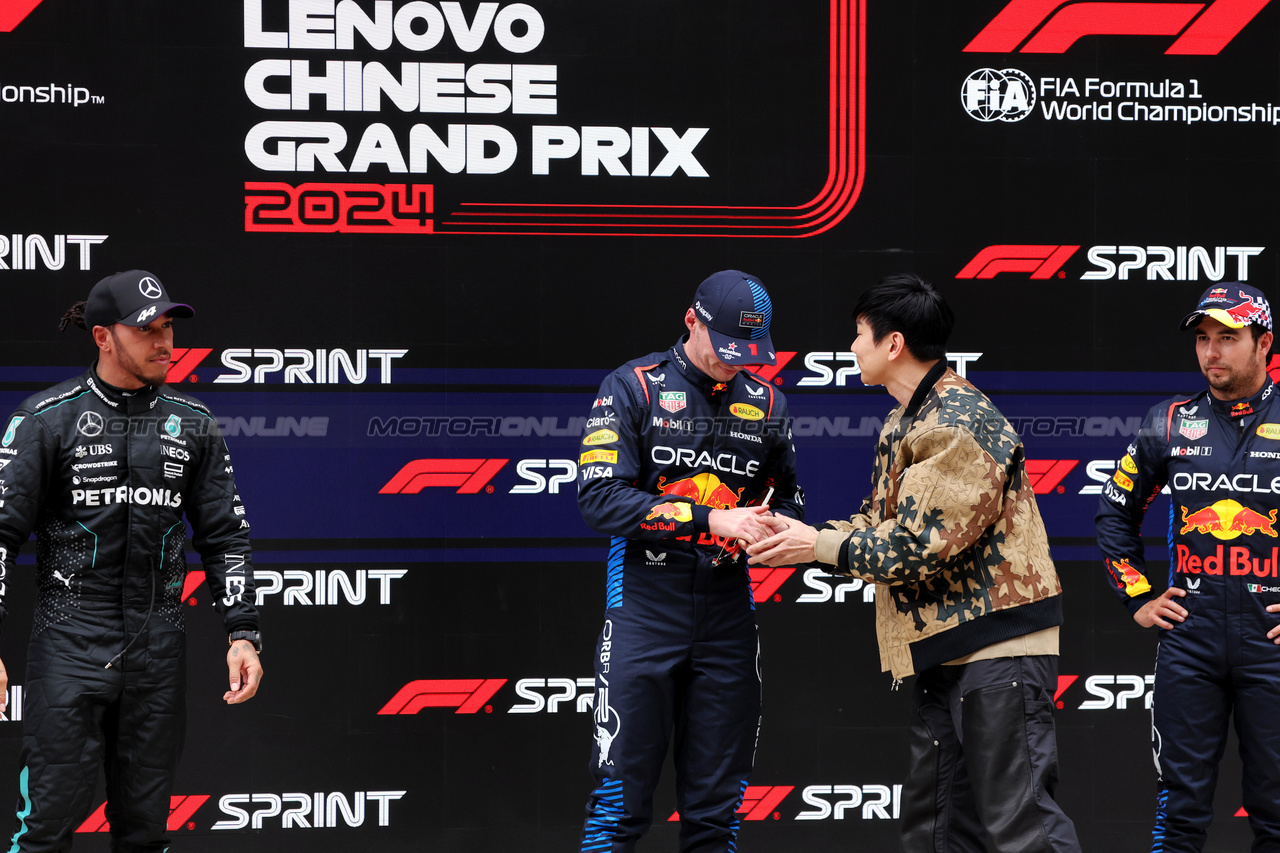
1179,282,1273,332
84,270,194,328
690,270,777,366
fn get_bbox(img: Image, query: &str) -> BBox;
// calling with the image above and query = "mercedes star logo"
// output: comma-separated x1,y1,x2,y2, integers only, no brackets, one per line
138,276,163,300
76,411,104,437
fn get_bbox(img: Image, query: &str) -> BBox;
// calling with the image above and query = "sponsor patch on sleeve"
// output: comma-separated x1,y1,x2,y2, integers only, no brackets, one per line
580,449,618,465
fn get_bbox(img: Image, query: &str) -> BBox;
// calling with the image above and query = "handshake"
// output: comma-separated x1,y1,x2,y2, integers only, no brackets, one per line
706,506,819,567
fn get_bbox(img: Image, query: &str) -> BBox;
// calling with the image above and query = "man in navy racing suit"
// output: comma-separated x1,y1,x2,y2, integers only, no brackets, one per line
1096,282,1280,852
577,270,802,852
0,270,263,852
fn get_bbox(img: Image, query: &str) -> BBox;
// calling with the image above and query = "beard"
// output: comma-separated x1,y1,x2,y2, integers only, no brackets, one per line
1202,351,1265,400
108,328,167,387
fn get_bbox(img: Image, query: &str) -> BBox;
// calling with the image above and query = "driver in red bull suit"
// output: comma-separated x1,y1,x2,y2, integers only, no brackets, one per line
576,270,802,853
1096,282,1280,853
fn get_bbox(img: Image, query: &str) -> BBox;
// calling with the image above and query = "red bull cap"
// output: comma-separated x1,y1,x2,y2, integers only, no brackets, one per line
1180,282,1272,332
691,271,777,365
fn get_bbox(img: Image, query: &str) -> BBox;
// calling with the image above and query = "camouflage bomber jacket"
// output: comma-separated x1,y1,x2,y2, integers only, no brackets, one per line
812,363,1064,679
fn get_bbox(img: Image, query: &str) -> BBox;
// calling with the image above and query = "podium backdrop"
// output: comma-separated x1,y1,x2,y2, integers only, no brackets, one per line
1,1,1277,850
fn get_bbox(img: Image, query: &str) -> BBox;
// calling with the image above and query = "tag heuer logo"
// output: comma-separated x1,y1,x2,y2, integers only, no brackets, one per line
659,392,686,414
1179,418,1208,441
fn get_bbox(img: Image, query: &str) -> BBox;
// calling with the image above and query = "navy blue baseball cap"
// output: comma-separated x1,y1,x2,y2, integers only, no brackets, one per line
1179,282,1272,332
691,270,777,365
85,270,194,328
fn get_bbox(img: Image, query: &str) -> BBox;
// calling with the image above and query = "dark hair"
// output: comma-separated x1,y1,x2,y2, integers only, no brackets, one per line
59,301,87,332
851,273,954,362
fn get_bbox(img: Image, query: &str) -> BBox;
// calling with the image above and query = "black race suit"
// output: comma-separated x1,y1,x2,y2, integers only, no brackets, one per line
0,365,258,852
1096,381,1280,852
576,340,802,853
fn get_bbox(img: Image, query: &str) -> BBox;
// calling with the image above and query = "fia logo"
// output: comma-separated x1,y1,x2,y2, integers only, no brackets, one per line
961,68,1035,122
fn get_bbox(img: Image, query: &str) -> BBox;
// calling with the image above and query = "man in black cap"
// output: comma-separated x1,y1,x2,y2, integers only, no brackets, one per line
0,270,263,852
576,270,803,852
1097,282,1280,851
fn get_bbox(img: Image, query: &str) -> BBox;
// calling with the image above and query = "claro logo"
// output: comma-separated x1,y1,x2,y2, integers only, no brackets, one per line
963,0,1271,55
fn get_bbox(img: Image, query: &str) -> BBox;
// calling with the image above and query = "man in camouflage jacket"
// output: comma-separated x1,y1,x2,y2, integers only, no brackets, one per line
749,274,1078,853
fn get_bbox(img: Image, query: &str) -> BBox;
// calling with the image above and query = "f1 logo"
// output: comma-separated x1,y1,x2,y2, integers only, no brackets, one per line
669,786,795,822
745,352,797,384
379,459,510,495
749,568,796,603
1025,460,1080,494
0,1,45,32
78,796,210,833
165,348,214,384
964,0,1270,55
378,679,508,715
956,245,1080,280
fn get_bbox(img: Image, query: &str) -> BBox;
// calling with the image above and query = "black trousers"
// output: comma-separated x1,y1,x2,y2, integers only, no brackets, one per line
899,655,1080,853
8,619,186,853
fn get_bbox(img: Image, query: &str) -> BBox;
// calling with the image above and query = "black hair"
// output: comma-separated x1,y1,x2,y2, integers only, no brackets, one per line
851,273,954,362
59,301,87,332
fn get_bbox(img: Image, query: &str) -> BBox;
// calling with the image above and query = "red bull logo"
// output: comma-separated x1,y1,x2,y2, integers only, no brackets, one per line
1180,500,1279,540
1223,290,1271,328
645,501,693,522
655,472,745,511
1177,544,1280,578
1231,402,1255,418
1107,558,1151,599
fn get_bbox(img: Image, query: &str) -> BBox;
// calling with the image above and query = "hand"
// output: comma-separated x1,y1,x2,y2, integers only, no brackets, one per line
746,516,819,567
224,640,263,705
708,506,773,546
1267,604,1280,643
1133,587,1188,630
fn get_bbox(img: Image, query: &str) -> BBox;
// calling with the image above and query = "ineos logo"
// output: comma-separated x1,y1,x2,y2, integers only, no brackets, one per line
76,411,104,437
138,277,163,299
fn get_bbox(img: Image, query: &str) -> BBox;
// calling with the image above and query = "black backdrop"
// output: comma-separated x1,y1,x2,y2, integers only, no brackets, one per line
1,0,1276,850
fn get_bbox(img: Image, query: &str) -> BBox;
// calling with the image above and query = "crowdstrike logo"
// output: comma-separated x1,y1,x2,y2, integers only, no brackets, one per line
963,0,1271,55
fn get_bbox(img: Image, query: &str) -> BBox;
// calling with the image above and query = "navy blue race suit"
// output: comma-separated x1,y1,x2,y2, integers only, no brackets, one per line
0,365,258,852
1096,380,1280,852
577,340,802,853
